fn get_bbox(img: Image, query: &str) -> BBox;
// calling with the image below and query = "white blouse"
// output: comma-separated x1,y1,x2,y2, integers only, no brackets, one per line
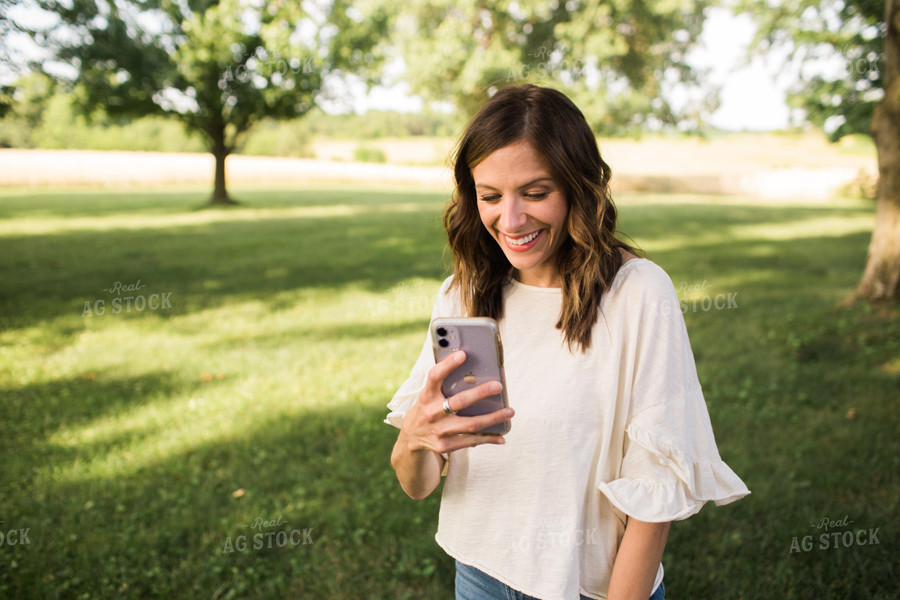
386,258,750,600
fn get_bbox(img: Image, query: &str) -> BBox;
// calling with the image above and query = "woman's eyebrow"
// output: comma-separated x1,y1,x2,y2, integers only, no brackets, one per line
474,177,555,191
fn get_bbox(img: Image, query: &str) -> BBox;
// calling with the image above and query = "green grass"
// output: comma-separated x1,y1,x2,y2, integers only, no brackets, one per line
0,186,897,599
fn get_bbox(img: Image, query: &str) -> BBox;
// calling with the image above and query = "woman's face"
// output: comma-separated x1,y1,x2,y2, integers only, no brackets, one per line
473,139,569,288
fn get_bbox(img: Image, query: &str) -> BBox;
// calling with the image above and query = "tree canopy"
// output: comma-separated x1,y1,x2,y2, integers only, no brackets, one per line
389,0,715,134
15,0,389,202
738,0,886,141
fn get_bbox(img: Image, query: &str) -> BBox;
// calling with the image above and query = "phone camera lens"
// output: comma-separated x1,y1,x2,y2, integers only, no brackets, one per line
436,327,447,336
438,338,449,348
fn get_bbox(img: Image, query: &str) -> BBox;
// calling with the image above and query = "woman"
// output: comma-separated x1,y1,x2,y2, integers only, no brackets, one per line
385,84,750,600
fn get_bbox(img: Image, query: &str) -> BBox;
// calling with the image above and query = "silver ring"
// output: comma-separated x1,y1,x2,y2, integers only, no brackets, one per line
442,399,456,415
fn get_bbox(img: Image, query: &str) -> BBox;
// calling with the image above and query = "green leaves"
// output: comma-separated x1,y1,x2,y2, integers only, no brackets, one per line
389,0,712,134
15,0,389,200
737,0,886,139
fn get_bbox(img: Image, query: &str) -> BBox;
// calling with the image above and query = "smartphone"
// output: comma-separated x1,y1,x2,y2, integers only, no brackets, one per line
430,317,510,435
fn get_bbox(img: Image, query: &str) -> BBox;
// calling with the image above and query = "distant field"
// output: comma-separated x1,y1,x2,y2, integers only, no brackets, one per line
0,185,896,599
309,131,878,174
0,131,878,199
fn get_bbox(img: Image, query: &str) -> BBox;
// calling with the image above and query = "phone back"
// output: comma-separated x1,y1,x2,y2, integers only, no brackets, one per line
431,317,510,435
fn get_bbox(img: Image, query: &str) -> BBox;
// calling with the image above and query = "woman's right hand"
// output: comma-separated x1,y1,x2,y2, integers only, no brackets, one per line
390,350,514,499
400,349,514,454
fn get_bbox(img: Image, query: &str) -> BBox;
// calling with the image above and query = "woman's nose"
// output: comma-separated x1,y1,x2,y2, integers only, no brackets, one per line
499,196,527,232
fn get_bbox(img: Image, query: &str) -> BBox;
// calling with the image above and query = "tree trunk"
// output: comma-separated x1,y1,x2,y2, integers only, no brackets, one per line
209,120,236,205
852,0,900,303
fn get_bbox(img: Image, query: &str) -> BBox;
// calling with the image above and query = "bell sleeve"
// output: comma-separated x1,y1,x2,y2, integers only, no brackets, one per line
597,263,750,522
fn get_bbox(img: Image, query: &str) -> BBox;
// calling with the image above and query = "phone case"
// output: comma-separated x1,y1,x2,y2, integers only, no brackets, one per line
431,317,510,435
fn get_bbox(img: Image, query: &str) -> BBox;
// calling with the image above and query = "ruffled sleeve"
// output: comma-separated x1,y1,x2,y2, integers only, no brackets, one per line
597,388,751,522
384,276,462,429
597,261,750,522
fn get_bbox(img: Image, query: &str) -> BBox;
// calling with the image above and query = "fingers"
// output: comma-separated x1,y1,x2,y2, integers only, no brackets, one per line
448,379,503,412
423,378,505,424
424,350,466,396
438,390,514,438
417,352,514,452
428,406,515,454
449,406,514,435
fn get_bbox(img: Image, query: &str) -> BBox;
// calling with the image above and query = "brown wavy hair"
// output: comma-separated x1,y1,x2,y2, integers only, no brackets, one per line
444,84,642,352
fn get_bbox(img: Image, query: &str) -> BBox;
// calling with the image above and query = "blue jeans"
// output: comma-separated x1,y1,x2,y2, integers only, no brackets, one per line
455,560,665,600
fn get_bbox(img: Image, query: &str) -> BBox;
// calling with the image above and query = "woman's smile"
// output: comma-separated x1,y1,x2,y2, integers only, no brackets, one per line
473,140,569,287
502,228,544,251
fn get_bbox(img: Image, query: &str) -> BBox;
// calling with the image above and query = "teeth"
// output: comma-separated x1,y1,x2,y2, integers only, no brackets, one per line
506,230,540,246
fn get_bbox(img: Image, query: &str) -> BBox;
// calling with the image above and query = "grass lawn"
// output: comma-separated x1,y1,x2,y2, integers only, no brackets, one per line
0,185,896,599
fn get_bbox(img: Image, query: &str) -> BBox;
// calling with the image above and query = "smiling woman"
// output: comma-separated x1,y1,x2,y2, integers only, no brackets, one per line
473,142,569,288
444,84,641,351
386,85,750,600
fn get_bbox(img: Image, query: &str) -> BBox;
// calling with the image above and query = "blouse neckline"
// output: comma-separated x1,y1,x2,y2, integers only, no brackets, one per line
507,257,646,293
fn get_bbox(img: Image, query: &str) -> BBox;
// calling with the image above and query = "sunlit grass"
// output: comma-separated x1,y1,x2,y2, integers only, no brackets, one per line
13,282,442,486
0,202,443,237
0,186,896,599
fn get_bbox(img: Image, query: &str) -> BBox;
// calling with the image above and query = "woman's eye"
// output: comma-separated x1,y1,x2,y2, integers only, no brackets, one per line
479,195,501,203
525,192,549,200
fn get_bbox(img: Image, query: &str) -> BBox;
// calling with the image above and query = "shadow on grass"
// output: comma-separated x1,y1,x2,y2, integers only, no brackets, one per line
2,401,452,599
0,187,449,219
0,191,449,333
0,370,197,488
0,194,875,335
4,348,896,599
209,319,432,354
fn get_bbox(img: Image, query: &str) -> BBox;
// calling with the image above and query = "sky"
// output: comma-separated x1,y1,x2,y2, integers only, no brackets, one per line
693,8,795,131
4,6,794,132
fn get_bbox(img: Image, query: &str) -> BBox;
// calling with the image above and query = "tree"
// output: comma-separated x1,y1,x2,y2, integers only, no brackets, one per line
1,0,27,119
0,0,18,68
0,72,58,147
860,0,900,303
14,0,388,204
0,84,14,120
389,0,716,135
739,0,899,303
